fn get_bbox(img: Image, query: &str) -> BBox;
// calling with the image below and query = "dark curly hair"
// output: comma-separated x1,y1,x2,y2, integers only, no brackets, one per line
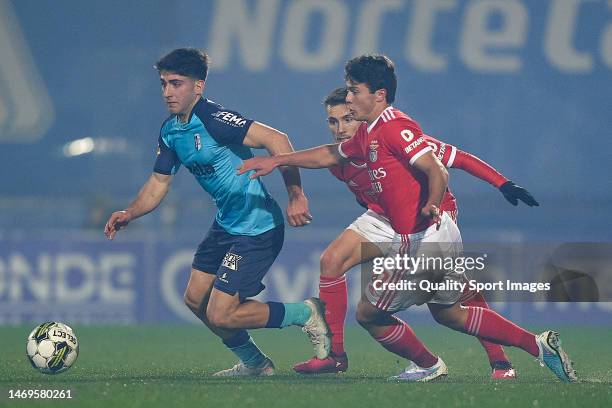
344,54,396,103
154,48,209,81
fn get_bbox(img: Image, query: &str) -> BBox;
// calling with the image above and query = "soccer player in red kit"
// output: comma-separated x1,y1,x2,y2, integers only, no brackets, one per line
291,87,538,379
239,55,576,383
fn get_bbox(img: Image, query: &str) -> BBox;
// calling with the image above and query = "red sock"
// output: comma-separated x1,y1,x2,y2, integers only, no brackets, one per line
462,292,510,366
375,317,438,368
464,306,539,357
319,275,347,356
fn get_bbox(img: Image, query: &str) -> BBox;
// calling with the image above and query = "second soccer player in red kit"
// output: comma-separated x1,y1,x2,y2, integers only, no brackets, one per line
291,87,538,379
239,55,576,383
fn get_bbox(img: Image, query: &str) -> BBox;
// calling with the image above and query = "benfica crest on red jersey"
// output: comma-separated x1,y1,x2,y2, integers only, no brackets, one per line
369,141,379,162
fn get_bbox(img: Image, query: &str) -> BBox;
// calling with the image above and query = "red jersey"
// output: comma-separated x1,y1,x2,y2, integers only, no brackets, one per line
424,134,458,218
329,160,384,214
339,107,451,234
331,135,458,221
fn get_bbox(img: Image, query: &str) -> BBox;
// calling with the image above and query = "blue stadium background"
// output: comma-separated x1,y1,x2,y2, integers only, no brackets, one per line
1,0,611,325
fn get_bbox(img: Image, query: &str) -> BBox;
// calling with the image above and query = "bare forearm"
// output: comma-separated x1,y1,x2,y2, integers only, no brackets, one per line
125,175,170,219
263,133,304,198
424,165,448,208
277,167,303,198
275,144,342,169
105,173,173,239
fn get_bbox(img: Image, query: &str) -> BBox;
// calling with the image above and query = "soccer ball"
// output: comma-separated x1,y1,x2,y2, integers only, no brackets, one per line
26,322,79,374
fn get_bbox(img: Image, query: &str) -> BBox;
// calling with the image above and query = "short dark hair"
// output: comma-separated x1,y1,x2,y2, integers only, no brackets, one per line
323,87,348,107
344,54,396,103
154,48,209,81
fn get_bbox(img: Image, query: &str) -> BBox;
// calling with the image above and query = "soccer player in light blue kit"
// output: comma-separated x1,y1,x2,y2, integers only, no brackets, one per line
104,48,330,376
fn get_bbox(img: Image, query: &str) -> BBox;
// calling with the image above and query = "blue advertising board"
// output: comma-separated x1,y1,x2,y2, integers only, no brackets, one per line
1,236,611,325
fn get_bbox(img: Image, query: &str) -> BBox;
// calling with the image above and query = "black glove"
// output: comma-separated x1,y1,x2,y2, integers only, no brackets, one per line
499,181,539,207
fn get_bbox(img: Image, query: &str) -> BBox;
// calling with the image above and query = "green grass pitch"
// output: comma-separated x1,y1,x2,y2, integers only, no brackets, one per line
1,325,610,408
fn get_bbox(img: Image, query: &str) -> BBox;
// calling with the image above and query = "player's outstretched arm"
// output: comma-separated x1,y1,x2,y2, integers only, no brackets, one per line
238,144,344,179
451,149,539,207
243,121,312,226
498,181,539,207
413,152,449,229
104,172,172,240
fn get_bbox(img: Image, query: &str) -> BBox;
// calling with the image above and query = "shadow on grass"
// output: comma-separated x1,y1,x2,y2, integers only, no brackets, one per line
5,371,605,387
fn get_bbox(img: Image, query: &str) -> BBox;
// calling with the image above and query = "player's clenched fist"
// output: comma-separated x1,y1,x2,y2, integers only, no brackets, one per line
237,156,279,179
421,204,442,231
286,193,313,227
104,210,132,240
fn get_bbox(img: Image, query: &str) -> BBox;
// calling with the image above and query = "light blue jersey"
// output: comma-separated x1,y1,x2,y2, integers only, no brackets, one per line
154,98,283,236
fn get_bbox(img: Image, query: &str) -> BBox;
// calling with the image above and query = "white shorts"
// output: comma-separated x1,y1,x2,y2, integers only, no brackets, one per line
362,212,465,312
347,209,395,254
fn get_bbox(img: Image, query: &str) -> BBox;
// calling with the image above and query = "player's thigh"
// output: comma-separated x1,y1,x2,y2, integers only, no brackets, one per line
188,221,234,308
192,221,232,276
321,229,383,277
184,268,217,311
367,213,464,313
323,209,393,274
416,212,464,307
363,267,431,314
212,224,284,301
346,210,396,256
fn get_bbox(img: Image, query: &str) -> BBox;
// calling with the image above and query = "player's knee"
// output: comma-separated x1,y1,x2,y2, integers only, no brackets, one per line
183,291,202,315
431,306,462,330
205,307,234,330
355,311,369,328
430,310,448,326
205,307,223,328
355,302,377,327
320,249,346,278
